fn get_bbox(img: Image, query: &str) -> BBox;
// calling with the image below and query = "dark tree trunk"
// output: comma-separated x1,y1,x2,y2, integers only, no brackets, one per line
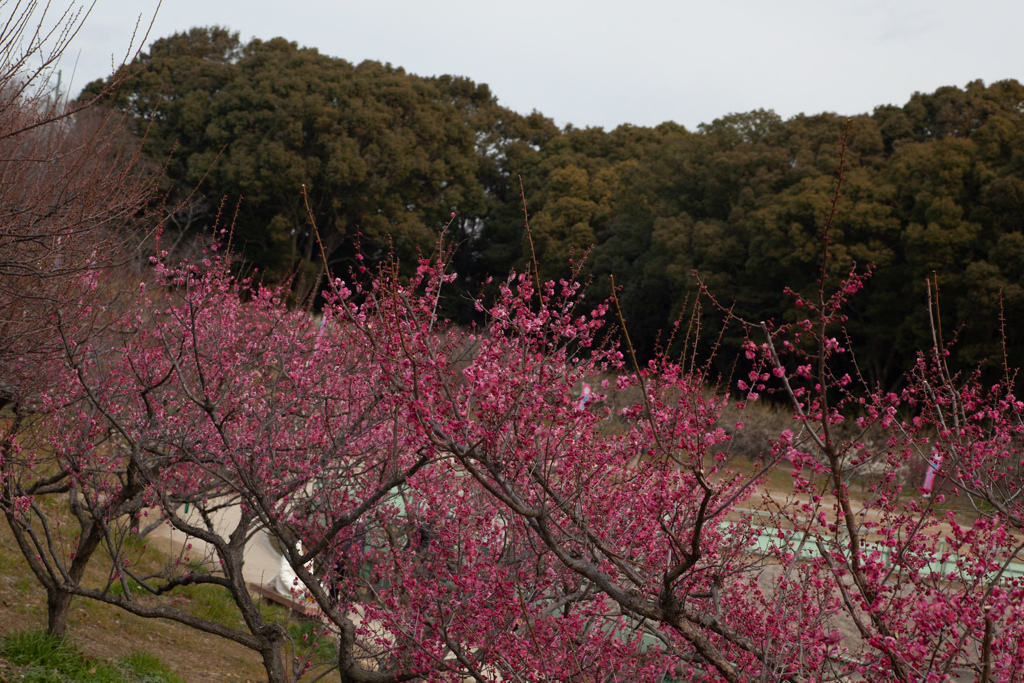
46,519,104,636
46,590,74,637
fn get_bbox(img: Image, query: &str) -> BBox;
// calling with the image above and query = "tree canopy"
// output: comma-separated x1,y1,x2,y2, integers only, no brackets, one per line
84,27,554,303
489,81,1024,387
85,27,1024,387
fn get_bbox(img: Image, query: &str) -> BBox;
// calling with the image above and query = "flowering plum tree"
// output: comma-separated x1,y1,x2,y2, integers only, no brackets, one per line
412,134,1024,682
12,213,1024,683
5,251,447,682
421,272,822,682
6,122,1024,683
6,243,689,681
730,130,1024,682
0,0,155,638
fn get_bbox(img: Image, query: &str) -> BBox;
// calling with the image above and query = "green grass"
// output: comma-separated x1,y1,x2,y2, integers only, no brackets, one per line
105,579,145,598
117,651,185,683
0,630,184,683
176,584,242,630
286,620,337,664
108,577,247,631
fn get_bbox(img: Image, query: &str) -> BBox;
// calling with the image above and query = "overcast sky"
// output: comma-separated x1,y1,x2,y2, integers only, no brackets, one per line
49,0,1024,131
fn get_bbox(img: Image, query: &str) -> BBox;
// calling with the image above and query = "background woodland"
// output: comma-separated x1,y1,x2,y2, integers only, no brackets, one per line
86,27,1024,389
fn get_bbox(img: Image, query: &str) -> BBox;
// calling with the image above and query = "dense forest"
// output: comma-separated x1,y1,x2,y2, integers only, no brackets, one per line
85,27,1024,390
